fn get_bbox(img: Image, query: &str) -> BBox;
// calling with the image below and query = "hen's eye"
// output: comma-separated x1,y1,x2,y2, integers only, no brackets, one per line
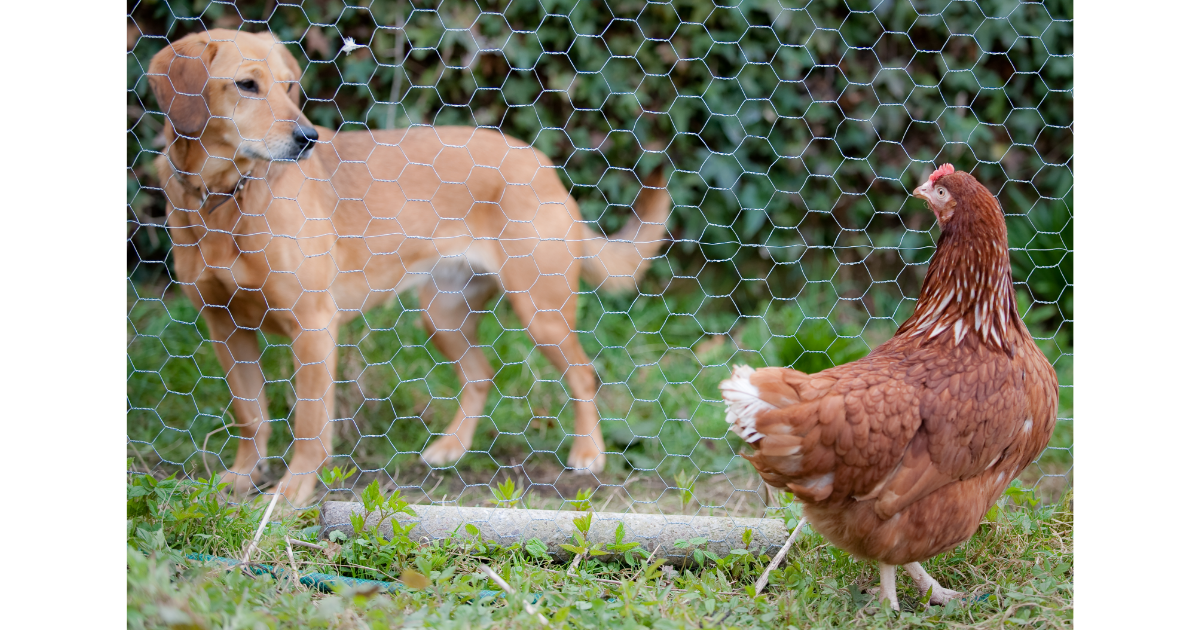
236,79,258,93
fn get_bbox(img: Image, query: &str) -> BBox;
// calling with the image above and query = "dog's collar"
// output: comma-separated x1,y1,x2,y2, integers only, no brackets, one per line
170,168,253,214
199,176,249,214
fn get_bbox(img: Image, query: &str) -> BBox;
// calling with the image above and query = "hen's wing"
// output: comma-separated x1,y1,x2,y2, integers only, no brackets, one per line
723,340,1033,520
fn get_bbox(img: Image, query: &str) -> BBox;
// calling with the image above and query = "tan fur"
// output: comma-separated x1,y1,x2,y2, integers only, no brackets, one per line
148,30,671,506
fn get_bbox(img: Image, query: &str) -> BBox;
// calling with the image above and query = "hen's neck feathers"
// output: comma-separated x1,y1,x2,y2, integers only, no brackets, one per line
896,173,1020,355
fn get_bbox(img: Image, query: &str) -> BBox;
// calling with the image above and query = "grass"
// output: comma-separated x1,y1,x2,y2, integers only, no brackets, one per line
127,273,1072,509
127,472,1072,630
127,275,1072,628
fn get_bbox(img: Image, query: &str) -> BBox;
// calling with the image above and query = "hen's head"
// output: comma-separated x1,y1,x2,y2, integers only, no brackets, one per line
900,161,1017,352
913,163,981,227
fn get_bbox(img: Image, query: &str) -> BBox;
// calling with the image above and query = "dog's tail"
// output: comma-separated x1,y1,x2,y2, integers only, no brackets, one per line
579,166,671,293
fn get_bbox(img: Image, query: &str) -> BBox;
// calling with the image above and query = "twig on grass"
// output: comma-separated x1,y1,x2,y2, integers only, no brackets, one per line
754,516,805,596
284,536,301,589
535,565,739,596
536,566,624,586
568,548,584,574
427,475,444,496
285,537,325,552
479,564,549,626
129,445,153,475
629,544,661,582
597,489,618,513
200,421,250,479
704,609,735,628
241,489,283,566
296,559,400,580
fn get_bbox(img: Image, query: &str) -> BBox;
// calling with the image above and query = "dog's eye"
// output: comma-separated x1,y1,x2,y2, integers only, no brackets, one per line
236,79,258,93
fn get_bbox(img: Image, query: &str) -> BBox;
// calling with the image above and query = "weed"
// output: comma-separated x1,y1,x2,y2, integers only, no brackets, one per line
489,478,524,509
673,470,697,512
319,465,357,490
567,488,593,512
604,522,648,566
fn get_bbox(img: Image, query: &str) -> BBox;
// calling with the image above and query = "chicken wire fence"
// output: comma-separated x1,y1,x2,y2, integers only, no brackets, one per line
126,0,1072,524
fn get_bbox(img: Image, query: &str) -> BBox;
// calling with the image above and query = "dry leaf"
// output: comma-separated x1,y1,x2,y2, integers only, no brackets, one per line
400,569,431,590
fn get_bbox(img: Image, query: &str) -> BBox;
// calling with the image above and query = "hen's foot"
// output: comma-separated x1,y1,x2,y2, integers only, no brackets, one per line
904,562,963,606
925,585,964,606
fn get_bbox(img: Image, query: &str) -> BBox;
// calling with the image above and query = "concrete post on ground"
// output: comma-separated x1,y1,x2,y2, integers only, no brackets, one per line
320,502,789,568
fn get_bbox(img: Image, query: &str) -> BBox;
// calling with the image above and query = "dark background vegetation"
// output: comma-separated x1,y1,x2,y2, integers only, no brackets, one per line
127,0,1071,504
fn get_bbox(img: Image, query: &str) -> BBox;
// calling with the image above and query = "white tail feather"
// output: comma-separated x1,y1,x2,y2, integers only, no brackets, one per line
719,365,776,443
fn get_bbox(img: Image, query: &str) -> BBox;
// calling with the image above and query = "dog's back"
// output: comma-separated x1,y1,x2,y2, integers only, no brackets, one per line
314,125,670,309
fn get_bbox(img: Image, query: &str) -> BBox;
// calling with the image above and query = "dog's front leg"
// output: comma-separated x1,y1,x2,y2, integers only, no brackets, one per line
274,320,338,507
205,309,273,495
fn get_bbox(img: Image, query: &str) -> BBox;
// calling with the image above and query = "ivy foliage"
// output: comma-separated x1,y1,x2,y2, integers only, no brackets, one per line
128,0,1071,337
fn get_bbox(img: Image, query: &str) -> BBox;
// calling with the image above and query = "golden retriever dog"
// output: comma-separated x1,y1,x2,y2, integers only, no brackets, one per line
147,29,670,506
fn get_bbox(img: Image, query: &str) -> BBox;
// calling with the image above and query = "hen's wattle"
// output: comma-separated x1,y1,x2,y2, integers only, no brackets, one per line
720,166,1058,610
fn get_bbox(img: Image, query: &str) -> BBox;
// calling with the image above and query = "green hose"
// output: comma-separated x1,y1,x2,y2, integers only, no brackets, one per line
183,552,510,599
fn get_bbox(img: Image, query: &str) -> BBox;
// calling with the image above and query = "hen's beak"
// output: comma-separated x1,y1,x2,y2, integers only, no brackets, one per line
912,180,934,204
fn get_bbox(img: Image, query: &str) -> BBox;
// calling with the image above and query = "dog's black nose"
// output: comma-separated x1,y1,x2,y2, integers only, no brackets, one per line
293,125,319,146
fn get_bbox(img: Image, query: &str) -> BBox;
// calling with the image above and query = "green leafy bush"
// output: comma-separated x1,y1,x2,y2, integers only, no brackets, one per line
128,0,1071,331
126,1,1071,493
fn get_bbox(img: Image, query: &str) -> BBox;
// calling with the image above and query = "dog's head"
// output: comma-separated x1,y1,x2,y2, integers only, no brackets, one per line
148,29,318,162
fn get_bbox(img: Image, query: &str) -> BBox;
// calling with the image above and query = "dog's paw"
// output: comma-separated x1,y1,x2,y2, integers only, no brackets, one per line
421,436,469,467
270,472,318,509
220,469,257,495
567,442,606,474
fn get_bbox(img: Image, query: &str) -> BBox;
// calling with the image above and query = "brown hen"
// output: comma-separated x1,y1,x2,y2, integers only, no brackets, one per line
720,164,1058,610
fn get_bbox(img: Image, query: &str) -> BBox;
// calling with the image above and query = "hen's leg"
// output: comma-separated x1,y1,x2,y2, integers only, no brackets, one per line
903,562,962,605
877,563,900,611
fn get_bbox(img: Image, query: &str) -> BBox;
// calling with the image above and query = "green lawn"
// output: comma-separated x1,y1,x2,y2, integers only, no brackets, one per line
127,276,1071,510
127,276,1072,629
127,473,1071,630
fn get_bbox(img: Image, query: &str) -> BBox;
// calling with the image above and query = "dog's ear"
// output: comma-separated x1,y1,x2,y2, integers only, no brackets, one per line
256,32,304,107
147,35,216,136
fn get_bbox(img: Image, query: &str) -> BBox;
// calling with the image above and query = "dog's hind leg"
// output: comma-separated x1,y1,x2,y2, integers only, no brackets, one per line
205,309,272,495
419,264,499,467
499,259,606,475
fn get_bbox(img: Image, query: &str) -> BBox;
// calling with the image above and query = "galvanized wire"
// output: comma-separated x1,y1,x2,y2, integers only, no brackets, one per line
126,1,1072,526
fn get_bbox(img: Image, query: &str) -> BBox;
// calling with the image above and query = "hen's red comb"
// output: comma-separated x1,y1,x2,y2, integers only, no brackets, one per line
928,163,955,183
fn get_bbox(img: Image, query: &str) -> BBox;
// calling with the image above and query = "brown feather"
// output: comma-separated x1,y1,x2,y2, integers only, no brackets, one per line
721,169,1058,567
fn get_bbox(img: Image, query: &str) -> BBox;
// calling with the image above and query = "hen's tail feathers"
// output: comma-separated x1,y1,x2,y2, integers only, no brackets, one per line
720,365,778,444
579,166,671,293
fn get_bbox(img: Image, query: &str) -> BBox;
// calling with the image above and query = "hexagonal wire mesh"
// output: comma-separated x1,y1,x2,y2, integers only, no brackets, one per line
126,0,1071,535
